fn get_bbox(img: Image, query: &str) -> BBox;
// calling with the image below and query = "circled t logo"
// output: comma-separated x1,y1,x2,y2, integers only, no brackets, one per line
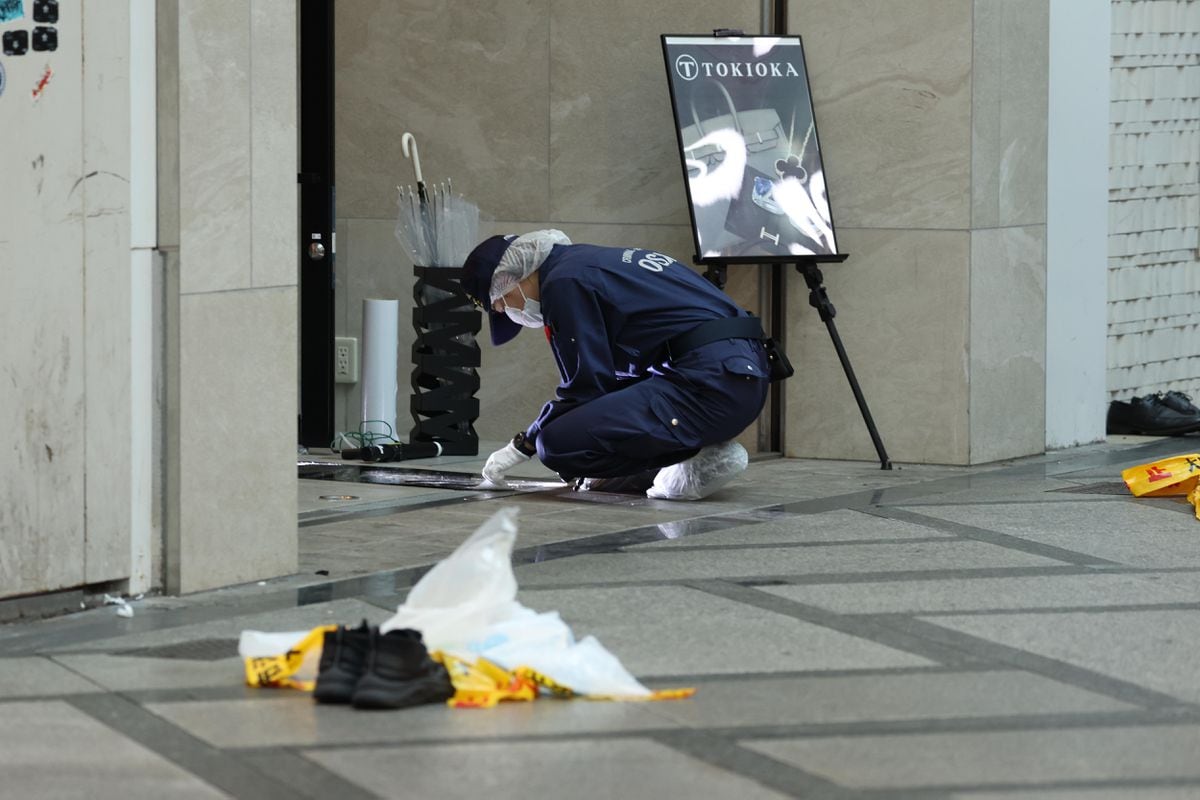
675,54,699,81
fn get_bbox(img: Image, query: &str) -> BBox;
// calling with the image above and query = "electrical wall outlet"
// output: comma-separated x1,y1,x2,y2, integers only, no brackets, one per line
334,337,358,384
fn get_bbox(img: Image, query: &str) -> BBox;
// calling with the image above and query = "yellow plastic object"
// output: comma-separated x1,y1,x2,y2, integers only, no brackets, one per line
1120,454,1200,497
243,625,337,691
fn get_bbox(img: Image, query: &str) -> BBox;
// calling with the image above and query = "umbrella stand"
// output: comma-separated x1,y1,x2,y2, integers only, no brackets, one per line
344,133,481,462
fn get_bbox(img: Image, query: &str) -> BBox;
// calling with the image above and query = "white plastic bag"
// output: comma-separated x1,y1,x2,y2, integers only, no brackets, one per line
381,506,522,651
647,440,748,500
380,507,655,698
485,633,650,698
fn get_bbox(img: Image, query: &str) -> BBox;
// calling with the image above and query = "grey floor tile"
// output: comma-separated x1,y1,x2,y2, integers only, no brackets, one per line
0,656,103,697
743,724,1200,789
643,671,1131,729
514,541,1063,587
926,610,1200,704
50,654,245,692
760,572,1200,615
953,789,1200,799
45,599,389,655
516,585,931,676
299,478,457,514
145,695,679,749
631,509,954,549
0,700,228,799
908,501,1200,567
302,738,792,800
881,477,1089,507
301,541,454,575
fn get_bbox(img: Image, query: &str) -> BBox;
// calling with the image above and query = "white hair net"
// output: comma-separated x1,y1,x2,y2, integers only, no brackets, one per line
489,229,572,302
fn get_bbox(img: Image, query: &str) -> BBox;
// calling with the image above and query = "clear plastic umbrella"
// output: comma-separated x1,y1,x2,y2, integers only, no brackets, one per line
395,133,480,268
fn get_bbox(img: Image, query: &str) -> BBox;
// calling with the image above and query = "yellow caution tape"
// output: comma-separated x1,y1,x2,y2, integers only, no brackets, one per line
243,633,696,704
243,624,337,691
434,652,538,708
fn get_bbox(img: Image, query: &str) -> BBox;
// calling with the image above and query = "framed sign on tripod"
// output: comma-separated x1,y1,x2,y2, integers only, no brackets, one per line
662,34,891,469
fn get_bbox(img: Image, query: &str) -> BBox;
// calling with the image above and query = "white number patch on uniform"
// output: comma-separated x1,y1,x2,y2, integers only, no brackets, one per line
637,252,674,273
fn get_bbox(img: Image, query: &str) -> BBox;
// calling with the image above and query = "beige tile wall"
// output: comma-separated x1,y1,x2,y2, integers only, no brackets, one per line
791,0,974,230
83,1,134,583
782,0,1048,465
972,0,1050,229
969,225,1047,463
785,228,972,465
171,0,299,593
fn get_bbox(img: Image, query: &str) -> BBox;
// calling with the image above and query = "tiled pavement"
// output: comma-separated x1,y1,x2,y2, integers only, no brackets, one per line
3,436,1200,798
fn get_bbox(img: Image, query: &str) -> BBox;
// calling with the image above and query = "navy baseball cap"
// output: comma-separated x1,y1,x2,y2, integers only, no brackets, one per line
461,234,521,346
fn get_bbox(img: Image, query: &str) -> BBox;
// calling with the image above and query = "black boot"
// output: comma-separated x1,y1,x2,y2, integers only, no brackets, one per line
313,620,372,704
351,628,454,710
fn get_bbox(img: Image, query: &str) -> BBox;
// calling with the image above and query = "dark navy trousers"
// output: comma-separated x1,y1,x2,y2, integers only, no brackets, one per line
535,338,770,479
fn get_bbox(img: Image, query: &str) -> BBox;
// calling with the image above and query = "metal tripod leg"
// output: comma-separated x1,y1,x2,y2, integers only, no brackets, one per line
797,262,893,470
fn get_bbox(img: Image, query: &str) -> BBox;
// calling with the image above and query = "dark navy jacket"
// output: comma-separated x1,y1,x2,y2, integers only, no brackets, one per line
524,243,755,442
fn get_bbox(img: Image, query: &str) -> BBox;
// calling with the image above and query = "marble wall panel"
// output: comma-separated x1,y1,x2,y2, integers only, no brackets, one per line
178,0,251,294
334,0,551,222
157,0,181,249
178,288,298,593
787,0,973,230
972,0,1050,229
784,228,971,465
82,0,134,584
250,0,299,288
0,16,87,597
969,225,1047,464
547,0,760,226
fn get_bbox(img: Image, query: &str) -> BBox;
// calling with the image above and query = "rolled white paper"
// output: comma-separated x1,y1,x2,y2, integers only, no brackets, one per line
361,298,400,438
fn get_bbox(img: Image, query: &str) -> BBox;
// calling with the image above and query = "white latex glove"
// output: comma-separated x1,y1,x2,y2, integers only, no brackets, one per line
481,442,532,487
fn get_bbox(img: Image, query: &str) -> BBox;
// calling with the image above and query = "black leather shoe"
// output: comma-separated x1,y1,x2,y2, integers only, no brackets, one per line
1107,396,1200,435
1158,390,1200,417
313,620,372,704
351,628,454,710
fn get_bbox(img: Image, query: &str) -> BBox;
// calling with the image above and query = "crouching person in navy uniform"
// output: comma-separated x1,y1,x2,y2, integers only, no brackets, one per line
461,230,787,500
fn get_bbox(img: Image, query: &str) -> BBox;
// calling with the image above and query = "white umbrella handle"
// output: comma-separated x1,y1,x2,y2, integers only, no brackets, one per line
401,132,424,185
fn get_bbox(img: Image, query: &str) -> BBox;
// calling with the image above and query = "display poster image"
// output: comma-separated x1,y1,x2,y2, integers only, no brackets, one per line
663,36,840,262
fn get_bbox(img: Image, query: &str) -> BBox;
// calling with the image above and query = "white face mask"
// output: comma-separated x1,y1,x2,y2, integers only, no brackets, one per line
503,286,543,328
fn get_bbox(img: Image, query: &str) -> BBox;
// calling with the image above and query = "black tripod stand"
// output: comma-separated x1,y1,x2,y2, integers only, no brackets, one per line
795,261,891,469
704,260,892,470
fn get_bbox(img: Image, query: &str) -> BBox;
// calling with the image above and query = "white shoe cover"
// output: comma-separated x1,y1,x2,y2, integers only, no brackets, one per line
646,441,749,500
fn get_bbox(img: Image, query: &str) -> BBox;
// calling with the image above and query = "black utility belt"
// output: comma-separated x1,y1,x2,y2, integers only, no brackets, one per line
664,317,794,382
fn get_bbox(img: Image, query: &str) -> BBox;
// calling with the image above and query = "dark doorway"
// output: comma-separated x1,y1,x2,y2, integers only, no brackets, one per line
298,0,336,448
